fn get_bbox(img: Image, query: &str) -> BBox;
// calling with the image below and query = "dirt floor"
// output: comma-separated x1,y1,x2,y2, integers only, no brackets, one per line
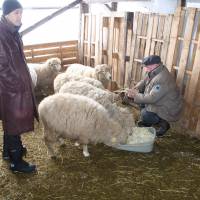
0,120,200,200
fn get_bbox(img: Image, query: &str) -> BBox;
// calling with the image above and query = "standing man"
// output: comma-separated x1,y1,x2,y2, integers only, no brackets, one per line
126,55,183,137
0,0,38,173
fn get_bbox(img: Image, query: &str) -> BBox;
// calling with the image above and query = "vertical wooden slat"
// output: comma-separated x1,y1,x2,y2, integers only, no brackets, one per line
144,13,154,57
126,12,139,87
124,13,133,88
119,15,127,87
87,13,92,66
176,8,196,90
141,14,154,79
98,14,103,64
186,30,200,104
95,14,100,66
166,7,182,72
161,14,173,64
138,14,148,79
108,16,115,78
150,15,159,55
132,13,143,81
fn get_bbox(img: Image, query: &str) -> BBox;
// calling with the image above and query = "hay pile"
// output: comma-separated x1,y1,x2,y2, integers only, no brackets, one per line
0,121,200,200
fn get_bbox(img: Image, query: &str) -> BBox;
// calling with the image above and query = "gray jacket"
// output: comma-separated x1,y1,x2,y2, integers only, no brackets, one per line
134,64,183,122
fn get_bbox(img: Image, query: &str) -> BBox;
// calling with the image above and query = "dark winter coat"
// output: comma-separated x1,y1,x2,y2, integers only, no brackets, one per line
0,16,38,135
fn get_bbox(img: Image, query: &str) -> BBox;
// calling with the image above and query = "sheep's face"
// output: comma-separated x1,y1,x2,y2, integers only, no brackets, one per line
119,107,135,136
95,64,112,82
46,58,62,72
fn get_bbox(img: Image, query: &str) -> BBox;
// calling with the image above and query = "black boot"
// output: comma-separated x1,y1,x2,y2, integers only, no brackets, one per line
2,134,9,160
3,142,27,161
9,149,36,173
156,119,170,137
137,121,152,127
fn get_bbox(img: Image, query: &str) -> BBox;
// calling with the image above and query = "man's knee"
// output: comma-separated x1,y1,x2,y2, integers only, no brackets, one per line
141,109,160,124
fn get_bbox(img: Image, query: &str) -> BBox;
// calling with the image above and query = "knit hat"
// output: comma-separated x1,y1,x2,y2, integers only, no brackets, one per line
2,0,22,16
142,55,161,66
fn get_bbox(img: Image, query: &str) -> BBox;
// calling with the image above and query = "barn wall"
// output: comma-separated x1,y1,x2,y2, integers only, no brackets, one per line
80,7,200,136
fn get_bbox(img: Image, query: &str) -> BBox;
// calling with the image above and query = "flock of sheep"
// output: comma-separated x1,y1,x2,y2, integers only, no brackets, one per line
27,58,136,158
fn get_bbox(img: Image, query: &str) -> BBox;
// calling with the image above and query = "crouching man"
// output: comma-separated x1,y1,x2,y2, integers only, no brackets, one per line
0,0,39,173
126,55,183,137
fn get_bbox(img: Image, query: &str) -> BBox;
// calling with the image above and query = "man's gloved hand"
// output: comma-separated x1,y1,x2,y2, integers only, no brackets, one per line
127,89,138,98
120,92,134,105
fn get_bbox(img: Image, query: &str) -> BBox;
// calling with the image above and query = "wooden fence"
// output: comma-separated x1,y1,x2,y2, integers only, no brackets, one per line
80,8,200,136
24,40,79,69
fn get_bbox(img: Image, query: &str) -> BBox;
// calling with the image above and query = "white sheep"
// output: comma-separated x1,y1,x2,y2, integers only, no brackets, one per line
59,81,118,106
54,73,104,93
34,57,61,88
38,93,128,157
66,63,112,88
59,81,135,136
27,64,37,88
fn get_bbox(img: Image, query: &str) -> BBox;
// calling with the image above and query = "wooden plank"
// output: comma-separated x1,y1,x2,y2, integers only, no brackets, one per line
124,21,133,87
138,14,148,80
131,12,142,82
32,48,77,56
87,13,92,65
113,17,120,81
133,13,144,82
80,14,86,63
155,15,165,56
118,15,127,87
108,16,115,78
186,30,200,104
176,8,196,90
161,14,173,64
150,15,159,55
144,13,154,57
24,40,78,50
95,14,100,65
98,14,103,64
125,12,139,86
166,7,182,72
62,59,78,65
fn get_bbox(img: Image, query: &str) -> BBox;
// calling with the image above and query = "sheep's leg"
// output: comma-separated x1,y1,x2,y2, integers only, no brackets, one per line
74,141,80,147
83,144,90,157
58,138,65,147
43,128,57,158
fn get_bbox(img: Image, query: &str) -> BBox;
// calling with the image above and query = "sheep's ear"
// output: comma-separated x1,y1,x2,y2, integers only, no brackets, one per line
111,137,117,144
95,65,102,73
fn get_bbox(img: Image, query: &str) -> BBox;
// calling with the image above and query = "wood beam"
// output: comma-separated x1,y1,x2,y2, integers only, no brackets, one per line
111,2,118,11
79,1,89,63
177,0,186,7
20,0,81,36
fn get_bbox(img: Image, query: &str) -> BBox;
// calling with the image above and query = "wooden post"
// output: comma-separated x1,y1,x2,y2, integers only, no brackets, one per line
177,0,186,7
79,1,89,64
176,8,196,91
111,2,118,11
186,30,200,104
166,7,181,72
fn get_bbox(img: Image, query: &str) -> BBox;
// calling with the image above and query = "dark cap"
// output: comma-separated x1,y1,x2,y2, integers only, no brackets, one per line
142,55,161,66
2,0,22,16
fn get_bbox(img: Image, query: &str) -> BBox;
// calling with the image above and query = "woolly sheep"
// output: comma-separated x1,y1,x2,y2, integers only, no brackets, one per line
59,81,135,136
38,93,128,157
66,63,112,87
27,64,37,88
34,57,61,87
59,81,118,106
54,73,104,93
